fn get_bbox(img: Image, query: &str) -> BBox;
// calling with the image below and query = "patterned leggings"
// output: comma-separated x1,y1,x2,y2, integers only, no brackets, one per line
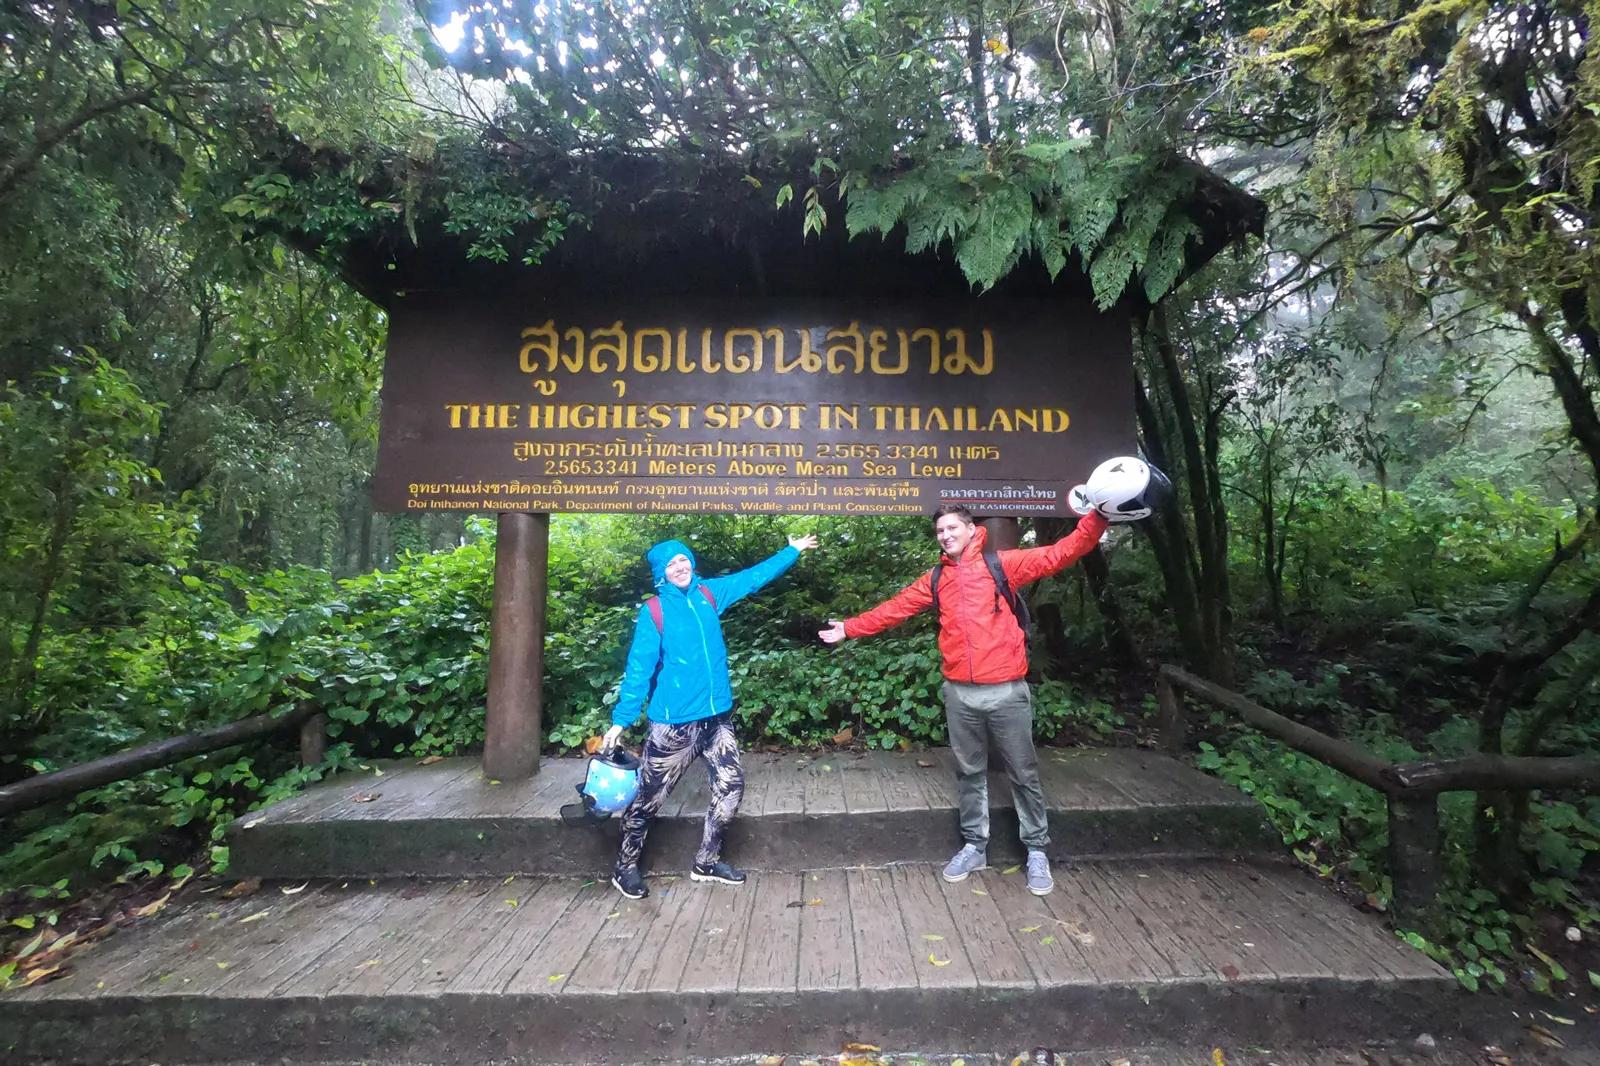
616,713,744,871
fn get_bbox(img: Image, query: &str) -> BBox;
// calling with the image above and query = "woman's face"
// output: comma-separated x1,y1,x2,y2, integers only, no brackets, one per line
664,553,694,589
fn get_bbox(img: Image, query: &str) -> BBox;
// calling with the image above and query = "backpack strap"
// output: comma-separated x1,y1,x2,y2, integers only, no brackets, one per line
646,584,718,633
926,555,1030,642
983,549,1031,641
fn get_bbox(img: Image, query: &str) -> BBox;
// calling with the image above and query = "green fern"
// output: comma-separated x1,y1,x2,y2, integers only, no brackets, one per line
1141,214,1200,302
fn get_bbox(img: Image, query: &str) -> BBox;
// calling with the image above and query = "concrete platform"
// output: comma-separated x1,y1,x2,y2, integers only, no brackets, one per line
0,858,1457,1065
226,748,1275,880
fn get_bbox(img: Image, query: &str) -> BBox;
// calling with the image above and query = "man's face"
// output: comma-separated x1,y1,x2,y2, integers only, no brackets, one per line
664,553,694,589
934,513,975,558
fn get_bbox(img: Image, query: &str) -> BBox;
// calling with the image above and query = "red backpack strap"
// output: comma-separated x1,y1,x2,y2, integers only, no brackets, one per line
648,587,715,631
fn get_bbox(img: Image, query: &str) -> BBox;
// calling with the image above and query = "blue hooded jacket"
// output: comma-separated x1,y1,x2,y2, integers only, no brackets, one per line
611,538,799,729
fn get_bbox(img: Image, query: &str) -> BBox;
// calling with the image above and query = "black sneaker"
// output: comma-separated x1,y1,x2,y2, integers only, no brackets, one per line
611,866,648,899
690,860,746,885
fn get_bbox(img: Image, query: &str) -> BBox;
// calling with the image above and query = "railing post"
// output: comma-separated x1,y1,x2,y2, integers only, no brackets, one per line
299,712,328,767
1156,670,1186,755
1387,790,1441,929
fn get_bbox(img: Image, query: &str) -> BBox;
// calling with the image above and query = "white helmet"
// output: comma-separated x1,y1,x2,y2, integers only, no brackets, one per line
1069,456,1172,523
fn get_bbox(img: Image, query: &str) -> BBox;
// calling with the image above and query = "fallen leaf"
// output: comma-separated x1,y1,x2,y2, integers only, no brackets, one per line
583,735,604,755
357,958,380,969
487,778,501,786
971,888,988,896
897,739,912,751
1220,963,1240,980
504,899,518,908
820,764,833,772
785,900,805,909
606,911,620,919
831,726,854,746
842,1045,880,1054
807,898,823,906
927,953,951,967
131,892,173,919
757,1057,785,1066
1484,1046,1512,1066
352,791,381,803
916,759,936,768
1540,1011,1575,1026
240,818,263,830
921,933,945,941
1053,918,1096,945
1212,1051,1226,1066
280,882,310,896
1527,1024,1565,1049
238,909,270,924
216,962,230,970
1001,865,1022,875
1039,935,1056,946
419,754,444,765
222,879,260,900
19,963,62,987
1017,925,1041,934
1109,1060,1132,1066
503,875,516,884
547,972,566,983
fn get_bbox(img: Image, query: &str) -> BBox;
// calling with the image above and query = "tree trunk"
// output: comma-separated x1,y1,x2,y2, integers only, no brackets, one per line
1135,309,1235,683
966,1,992,145
1081,545,1144,667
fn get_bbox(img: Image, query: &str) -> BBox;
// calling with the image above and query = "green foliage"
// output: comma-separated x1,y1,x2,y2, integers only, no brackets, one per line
841,145,1198,301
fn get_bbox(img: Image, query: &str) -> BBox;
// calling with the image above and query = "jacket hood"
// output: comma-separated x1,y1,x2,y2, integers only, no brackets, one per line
646,539,697,588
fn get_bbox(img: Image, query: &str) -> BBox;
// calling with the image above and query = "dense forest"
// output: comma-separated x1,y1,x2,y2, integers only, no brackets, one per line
2,0,1597,999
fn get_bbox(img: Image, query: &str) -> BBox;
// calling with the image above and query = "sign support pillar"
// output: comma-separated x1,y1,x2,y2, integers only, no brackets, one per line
979,516,1022,551
483,511,549,781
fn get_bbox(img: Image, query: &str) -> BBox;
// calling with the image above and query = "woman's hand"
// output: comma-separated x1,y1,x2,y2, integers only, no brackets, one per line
788,533,819,553
818,619,847,644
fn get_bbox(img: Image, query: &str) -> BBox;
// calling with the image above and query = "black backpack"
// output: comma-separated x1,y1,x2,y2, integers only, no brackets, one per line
929,550,1031,644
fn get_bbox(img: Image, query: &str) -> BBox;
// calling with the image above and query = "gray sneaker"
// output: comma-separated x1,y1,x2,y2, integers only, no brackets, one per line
1026,849,1054,896
941,843,987,883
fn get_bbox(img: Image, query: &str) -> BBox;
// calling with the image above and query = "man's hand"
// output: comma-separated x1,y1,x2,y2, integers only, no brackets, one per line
788,533,819,553
601,724,624,753
818,619,847,644
1068,483,1112,519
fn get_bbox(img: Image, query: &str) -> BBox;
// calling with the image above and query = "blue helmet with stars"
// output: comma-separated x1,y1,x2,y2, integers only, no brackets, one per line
580,748,641,816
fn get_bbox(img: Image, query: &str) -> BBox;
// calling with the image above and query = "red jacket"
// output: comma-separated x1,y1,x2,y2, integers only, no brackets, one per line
843,515,1109,684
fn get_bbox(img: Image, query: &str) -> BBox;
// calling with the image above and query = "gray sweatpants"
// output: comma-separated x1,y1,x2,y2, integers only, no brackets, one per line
943,678,1050,850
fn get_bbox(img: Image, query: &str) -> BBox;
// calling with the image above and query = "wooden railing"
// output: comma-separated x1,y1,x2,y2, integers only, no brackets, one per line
0,704,329,819
1156,664,1600,925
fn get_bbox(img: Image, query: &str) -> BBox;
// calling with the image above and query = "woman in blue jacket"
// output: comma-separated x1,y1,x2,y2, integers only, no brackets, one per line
602,531,817,900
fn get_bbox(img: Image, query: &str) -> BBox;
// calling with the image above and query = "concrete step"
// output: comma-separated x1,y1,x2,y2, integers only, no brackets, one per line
1,858,1459,1065
226,748,1276,881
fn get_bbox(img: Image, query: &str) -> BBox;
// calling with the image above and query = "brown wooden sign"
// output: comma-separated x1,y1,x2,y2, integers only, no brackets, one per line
373,297,1133,516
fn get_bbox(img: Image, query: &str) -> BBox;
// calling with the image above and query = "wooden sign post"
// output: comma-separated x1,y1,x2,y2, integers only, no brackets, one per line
482,511,549,780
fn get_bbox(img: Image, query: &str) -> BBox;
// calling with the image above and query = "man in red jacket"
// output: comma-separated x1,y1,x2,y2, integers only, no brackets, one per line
819,505,1108,895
